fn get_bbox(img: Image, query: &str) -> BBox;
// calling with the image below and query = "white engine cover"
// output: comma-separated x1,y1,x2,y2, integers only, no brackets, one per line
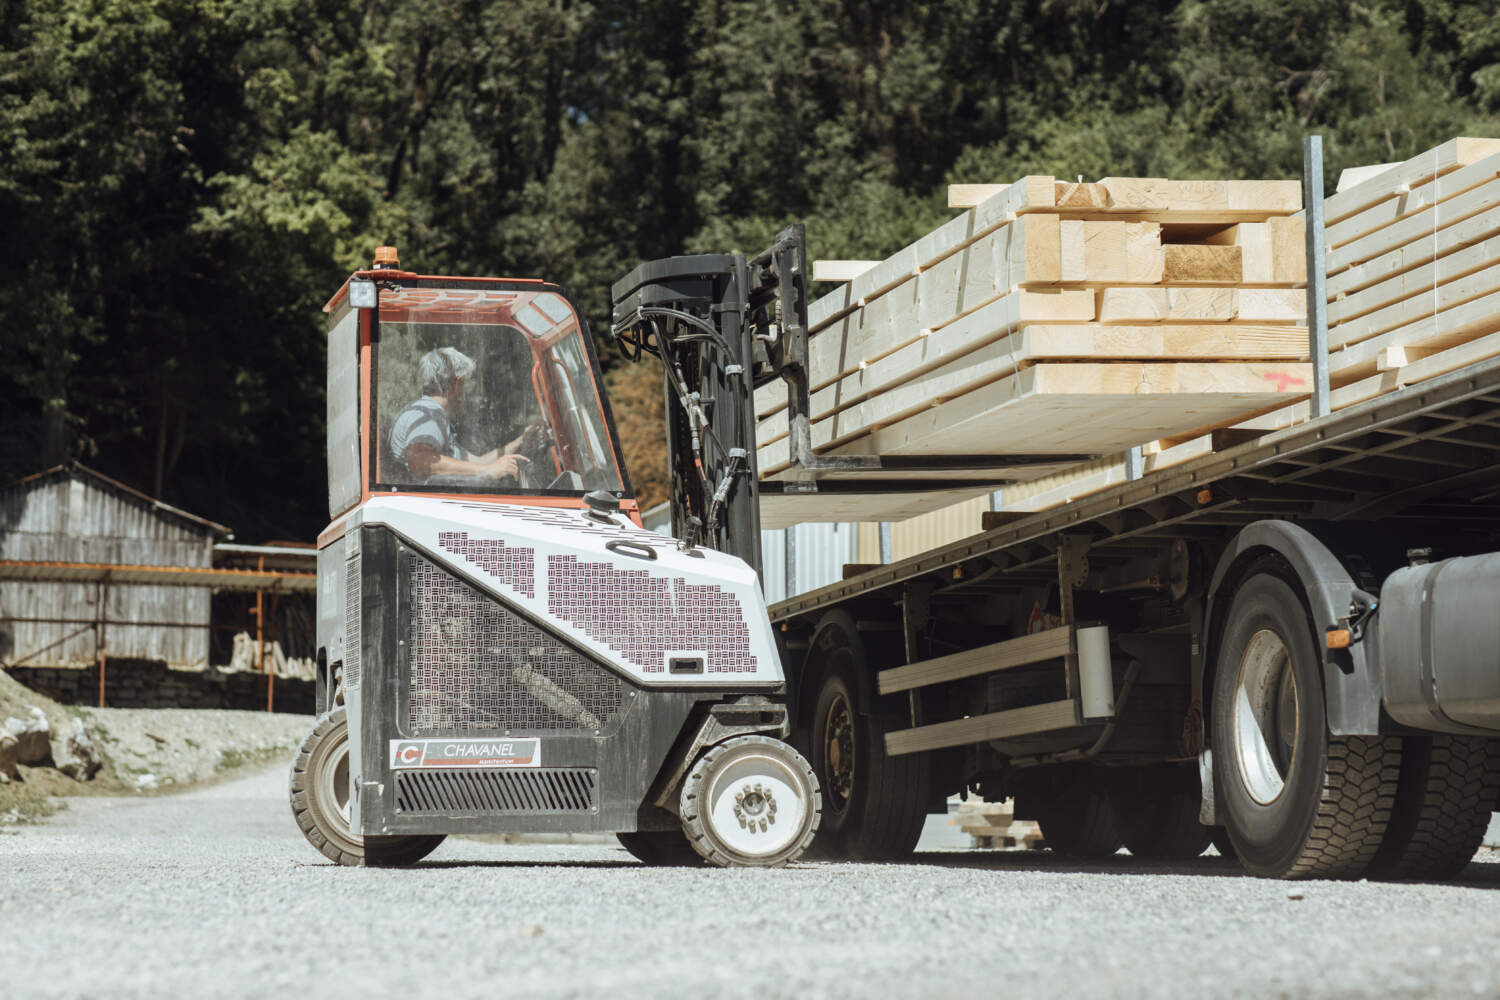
350,496,783,688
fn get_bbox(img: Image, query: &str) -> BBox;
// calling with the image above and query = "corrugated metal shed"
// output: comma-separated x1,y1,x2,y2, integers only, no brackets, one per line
0,464,229,668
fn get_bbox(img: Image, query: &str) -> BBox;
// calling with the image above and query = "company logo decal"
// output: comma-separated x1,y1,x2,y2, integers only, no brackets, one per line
389,738,542,769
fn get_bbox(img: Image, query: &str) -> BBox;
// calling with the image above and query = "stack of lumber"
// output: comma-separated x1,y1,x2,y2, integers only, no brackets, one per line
952,796,1044,850
994,136,1500,516
754,174,1315,525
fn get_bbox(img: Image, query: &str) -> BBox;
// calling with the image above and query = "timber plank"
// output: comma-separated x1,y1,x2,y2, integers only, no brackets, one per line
1328,175,1500,275
1328,190,1500,299
878,627,1073,694
885,700,1083,755
1324,152,1500,250
1327,234,1500,330
755,322,1309,446
1163,244,1243,284
1322,137,1500,225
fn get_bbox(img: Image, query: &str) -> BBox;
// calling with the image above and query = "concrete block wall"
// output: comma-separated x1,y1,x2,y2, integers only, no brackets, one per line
5,661,313,714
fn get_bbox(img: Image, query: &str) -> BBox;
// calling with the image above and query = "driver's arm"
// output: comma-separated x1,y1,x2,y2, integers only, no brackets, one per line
407,443,527,480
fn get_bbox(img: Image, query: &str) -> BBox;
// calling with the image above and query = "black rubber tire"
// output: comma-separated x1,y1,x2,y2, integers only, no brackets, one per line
1367,734,1500,881
616,830,705,867
680,735,820,868
289,709,445,867
1110,766,1213,860
804,615,929,860
1031,781,1122,859
1211,568,1399,879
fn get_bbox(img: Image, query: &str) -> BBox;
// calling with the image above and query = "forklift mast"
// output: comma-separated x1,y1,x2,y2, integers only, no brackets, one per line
610,224,825,577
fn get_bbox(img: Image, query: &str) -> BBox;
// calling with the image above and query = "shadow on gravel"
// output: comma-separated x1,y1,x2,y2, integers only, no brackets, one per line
903,850,1500,887
396,859,640,871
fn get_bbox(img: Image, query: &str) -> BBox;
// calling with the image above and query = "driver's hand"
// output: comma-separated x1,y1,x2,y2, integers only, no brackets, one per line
517,421,549,453
485,454,530,479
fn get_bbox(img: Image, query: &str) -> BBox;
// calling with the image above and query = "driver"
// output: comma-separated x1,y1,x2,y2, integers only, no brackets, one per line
390,346,532,483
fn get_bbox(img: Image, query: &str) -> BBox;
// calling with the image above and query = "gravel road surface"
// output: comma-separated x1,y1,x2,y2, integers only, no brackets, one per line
3,763,1498,999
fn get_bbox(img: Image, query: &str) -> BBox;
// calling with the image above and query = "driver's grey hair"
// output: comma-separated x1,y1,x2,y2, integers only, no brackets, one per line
419,347,476,396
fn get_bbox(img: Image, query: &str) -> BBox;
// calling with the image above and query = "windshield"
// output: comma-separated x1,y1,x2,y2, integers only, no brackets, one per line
373,285,627,496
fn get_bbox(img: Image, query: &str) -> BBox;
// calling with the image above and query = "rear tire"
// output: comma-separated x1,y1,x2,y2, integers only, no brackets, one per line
616,830,704,867
1211,567,1399,879
804,614,928,859
1367,735,1500,881
289,709,445,867
1028,774,1122,859
1110,766,1213,860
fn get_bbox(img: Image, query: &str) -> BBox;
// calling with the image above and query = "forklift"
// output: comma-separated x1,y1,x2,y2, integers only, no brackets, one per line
290,247,820,868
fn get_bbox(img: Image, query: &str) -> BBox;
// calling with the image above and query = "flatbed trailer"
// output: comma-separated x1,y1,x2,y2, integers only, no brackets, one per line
612,223,1500,881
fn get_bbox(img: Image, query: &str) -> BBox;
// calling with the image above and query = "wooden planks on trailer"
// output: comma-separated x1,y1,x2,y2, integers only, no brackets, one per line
991,137,1500,519
758,174,1308,515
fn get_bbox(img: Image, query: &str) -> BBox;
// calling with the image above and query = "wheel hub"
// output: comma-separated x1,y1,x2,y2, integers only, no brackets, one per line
1233,628,1300,805
733,782,779,833
703,751,807,858
823,694,855,812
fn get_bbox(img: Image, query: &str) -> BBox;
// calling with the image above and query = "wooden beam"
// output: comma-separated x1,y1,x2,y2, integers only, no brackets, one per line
1329,175,1500,275
1325,151,1500,250
877,626,1073,694
949,184,1008,209
1328,181,1500,299
1322,137,1500,225
884,699,1083,756
1163,244,1243,284
812,260,879,282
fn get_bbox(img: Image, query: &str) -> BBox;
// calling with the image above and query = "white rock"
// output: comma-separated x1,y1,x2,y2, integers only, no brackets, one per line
3,708,52,765
55,718,102,781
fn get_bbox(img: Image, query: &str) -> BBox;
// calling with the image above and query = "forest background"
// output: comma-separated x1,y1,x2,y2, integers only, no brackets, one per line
3,0,1499,541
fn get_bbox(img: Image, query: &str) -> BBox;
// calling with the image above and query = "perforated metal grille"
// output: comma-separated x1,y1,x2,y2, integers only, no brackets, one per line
547,554,758,673
344,557,362,691
407,552,625,733
438,530,535,597
395,768,597,814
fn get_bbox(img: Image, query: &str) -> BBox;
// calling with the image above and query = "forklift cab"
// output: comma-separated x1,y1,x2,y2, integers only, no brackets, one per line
323,263,632,521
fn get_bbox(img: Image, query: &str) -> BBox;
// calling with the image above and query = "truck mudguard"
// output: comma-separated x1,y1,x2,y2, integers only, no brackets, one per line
1202,521,1382,736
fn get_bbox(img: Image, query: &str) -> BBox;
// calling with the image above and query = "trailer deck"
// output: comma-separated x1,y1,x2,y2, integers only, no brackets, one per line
770,354,1500,623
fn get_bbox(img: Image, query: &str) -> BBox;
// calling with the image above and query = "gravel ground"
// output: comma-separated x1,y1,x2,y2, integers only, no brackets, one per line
2,763,1498,999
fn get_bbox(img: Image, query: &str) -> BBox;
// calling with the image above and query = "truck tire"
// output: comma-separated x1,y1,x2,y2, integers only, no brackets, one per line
1211,567,1399,879
1110,765,1213,860
1030,784,1122,859
1367,735,1500,881
616,831,704,867
805,619,928,859
679,735,820,867
289,709,445,867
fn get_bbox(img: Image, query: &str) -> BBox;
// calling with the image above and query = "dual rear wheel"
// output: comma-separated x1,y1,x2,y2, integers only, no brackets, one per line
1213,563,1498,880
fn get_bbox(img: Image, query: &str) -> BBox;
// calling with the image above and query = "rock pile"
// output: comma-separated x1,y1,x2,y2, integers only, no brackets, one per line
0,707,101,783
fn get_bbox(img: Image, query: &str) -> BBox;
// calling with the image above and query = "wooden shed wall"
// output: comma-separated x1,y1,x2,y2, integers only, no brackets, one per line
0,474,216,668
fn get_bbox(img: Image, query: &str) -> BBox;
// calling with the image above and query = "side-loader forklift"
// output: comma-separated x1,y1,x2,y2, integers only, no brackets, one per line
290,247,820,868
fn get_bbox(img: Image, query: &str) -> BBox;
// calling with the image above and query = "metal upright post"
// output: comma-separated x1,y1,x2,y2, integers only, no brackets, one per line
1303,135,1331,418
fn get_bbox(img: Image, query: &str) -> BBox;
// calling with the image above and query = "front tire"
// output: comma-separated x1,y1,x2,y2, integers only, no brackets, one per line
289,709,445,867
680,735,820,867
1211,567,1399,879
